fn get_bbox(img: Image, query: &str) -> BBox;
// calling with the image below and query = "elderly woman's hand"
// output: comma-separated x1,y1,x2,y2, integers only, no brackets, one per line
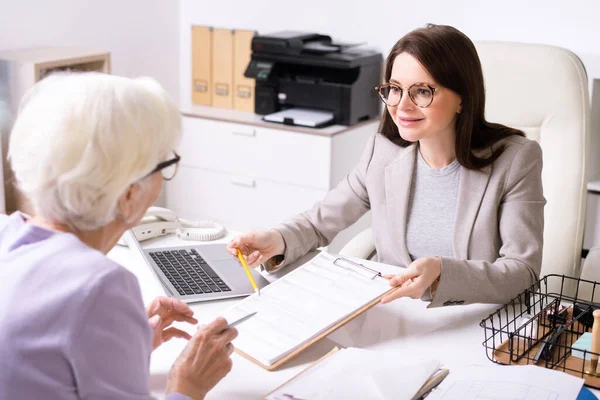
167,317,237,400
147,296,198,351
380,257,441,304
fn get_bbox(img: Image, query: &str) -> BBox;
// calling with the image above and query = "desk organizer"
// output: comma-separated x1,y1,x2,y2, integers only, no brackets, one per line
481,274,600,389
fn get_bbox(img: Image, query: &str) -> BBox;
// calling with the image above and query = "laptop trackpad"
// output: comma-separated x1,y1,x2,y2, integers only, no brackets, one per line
197,244,232,261
209,259,267,288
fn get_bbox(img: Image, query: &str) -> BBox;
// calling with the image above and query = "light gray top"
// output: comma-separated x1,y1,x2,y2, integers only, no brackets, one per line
406,150,461,261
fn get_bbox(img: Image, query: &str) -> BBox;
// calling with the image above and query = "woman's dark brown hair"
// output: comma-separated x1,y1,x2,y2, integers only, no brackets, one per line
379,24,524,170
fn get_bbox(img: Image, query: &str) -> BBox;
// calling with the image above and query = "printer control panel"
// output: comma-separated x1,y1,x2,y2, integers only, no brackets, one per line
245,60,274,81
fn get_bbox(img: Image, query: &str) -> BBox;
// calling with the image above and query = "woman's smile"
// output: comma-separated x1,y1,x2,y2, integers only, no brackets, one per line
397,115,425,128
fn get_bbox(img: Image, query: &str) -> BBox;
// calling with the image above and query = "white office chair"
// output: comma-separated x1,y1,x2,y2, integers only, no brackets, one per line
341,42,590,292
0,128,5,214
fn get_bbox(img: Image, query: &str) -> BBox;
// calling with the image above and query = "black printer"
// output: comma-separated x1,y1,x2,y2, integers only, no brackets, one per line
244,31,382,127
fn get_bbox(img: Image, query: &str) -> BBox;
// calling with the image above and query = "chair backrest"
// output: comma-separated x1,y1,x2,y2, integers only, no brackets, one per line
0,127,4,214
475,41,589,283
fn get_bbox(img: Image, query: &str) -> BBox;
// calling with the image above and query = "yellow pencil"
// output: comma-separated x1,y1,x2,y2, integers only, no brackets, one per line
237,248,260,296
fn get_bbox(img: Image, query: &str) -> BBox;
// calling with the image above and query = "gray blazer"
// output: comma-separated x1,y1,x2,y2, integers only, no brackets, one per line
271,132,545,307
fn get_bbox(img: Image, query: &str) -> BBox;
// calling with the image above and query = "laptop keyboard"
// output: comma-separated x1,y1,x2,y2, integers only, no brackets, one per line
149,249,231,296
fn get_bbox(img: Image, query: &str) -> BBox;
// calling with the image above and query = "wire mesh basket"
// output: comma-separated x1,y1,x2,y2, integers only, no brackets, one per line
480,274,600,388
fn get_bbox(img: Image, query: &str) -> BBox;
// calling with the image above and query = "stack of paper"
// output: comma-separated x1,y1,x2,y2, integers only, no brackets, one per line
220,252,392,367
263,108,334,127
265,347,441,400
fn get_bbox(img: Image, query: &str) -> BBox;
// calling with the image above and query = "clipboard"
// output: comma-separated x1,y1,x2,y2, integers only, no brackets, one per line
237,286,394,371
224,253,397,371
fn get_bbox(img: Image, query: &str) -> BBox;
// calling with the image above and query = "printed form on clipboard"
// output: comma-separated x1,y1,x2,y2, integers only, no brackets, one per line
219,252,397,370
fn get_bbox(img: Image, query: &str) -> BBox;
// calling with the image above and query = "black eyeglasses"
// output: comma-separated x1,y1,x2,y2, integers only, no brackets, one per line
375,82,438,108
145,151,181,181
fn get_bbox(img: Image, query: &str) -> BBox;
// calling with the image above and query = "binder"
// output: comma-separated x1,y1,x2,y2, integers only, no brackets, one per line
232,29,256,112
218,252,396,371
191,26,212,105
211,28,234,108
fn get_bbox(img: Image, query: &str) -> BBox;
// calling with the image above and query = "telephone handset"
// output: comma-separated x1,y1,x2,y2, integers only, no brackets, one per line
130,206,227,242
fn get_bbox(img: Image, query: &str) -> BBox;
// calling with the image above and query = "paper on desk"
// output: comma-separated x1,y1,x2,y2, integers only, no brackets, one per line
426,365,584,400
265,347,440,400
312,373,384,400
371,359,441,400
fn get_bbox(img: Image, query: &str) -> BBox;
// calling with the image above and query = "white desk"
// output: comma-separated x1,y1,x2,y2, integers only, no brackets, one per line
108,234,597,399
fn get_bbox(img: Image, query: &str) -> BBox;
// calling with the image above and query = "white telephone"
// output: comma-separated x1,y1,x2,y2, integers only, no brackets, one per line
129,206,227,242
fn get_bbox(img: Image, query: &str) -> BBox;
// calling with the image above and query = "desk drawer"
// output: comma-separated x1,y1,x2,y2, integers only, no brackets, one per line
179,117,331,190
165,166,327,231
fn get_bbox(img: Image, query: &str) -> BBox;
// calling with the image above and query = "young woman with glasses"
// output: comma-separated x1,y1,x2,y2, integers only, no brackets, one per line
228,24,545,307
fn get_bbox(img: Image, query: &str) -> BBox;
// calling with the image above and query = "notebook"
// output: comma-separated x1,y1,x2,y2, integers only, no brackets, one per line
218,252,396,369
264,347,442,400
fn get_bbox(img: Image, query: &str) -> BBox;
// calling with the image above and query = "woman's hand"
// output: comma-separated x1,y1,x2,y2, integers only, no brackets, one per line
380,257,441,304
226,230,285,267
147,296,198,351
167,317,237,400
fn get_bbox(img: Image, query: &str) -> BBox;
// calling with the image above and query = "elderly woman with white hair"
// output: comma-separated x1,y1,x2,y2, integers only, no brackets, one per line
0,73,236,400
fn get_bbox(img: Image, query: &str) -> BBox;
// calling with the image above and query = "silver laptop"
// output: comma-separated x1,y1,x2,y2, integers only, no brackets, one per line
127,231,269,303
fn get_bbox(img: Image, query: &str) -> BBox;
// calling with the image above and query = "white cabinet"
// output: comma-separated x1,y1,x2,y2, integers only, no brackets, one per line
168,167,328,231
166,106,377,252
176,117,331,189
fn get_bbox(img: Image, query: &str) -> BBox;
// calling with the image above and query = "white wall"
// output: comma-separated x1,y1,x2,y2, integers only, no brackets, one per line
0,0,180,212
0,0,180,101
180,0,600,108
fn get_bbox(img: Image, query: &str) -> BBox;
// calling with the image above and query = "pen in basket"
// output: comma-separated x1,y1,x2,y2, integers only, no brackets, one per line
585,310,600,376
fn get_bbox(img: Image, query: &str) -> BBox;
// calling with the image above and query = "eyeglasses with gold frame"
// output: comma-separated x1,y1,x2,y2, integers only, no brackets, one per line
375,82,438,108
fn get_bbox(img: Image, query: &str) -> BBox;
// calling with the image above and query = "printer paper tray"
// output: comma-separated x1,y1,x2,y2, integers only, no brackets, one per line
263,108,334,128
